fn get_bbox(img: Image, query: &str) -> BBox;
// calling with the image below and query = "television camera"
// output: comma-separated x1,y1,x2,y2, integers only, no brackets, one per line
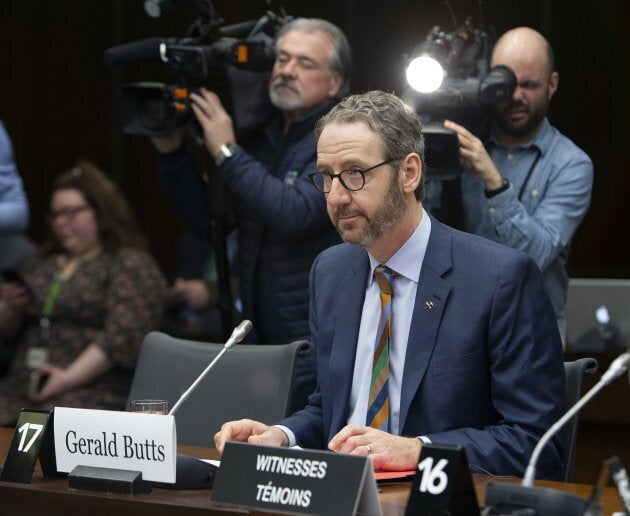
103,0,286,136
402,16,516,179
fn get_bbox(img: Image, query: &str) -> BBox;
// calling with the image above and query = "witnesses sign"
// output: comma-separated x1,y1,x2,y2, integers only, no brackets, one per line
212,442,381,515
54,407,176,483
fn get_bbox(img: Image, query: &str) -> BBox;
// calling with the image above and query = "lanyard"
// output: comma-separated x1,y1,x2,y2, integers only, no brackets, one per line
37,247,102,344
517,148,542,201
41,272,67,318
39,272,68,344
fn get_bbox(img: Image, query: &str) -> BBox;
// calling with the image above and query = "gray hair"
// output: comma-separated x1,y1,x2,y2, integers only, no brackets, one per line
275,18,352,98
315,90,426,201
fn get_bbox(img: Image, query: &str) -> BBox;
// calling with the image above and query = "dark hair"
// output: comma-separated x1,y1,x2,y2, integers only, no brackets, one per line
39,159,146,257
275,18,352,98
315,90,426,201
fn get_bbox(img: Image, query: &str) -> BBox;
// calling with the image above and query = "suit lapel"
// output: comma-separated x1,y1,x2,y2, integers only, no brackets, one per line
399,217,453,430
328,251,369,436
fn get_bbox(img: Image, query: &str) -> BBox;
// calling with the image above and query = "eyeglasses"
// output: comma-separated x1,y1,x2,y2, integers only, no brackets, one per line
308,157,404,193
47,205,92,225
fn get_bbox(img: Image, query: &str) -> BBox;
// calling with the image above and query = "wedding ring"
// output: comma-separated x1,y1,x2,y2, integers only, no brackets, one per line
365,444,372,455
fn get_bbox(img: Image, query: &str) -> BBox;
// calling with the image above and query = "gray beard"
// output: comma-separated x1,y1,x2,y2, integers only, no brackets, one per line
336,175,406,248
269,81,304,112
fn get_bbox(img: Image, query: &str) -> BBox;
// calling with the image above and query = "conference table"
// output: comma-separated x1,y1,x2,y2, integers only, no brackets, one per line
0,428,623,515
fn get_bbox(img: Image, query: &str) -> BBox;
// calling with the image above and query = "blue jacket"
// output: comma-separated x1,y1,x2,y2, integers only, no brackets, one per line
280,215,565,477
157,103,341,343
0,120,29,235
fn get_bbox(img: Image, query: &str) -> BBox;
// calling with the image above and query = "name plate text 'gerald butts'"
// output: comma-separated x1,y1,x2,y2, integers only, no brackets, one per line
54,407,176,483
212,442,381,516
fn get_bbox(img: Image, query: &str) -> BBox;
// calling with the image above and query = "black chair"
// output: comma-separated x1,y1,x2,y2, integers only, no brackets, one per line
560,357,598,482
127,331,311,447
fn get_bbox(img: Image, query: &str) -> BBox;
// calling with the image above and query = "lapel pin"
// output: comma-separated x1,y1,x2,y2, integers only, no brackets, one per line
425,301,434,310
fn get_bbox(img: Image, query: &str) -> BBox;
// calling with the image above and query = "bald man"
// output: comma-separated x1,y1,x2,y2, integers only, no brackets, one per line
425,27,593,338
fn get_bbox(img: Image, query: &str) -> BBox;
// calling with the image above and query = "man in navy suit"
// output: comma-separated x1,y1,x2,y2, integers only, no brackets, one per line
214,90,565,478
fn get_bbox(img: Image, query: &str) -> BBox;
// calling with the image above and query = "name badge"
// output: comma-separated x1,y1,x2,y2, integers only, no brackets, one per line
53,407,176,483
25,346,48,369
212,442,381,515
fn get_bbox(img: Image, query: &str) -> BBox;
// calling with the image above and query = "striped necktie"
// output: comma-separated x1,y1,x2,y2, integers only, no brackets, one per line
366,264,394,431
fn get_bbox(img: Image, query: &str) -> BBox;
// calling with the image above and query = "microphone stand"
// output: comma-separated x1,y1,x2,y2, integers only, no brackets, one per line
485,352,630,516
168,320,252,416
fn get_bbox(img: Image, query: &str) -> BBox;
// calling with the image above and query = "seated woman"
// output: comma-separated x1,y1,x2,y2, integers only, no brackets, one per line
0,160,166,426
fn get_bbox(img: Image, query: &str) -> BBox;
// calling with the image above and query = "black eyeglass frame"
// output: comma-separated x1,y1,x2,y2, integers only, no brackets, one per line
308,157,405,193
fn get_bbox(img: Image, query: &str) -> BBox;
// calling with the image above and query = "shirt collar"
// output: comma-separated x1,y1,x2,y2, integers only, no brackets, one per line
367,207,431,285
487,116,552,155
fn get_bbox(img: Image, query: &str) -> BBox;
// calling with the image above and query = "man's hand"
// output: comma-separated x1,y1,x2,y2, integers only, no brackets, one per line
328,424,422,471
214,419,289,454
168,278,211,310
444,119,504,190
190,88,236,158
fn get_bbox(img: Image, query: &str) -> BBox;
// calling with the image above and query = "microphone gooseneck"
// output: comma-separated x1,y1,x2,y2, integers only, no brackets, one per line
522,351,630,487
168,320,253,416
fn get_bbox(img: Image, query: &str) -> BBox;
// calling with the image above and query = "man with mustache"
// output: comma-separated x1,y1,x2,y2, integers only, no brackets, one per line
426,27,593,338
150,18,351,411
214,90,565,478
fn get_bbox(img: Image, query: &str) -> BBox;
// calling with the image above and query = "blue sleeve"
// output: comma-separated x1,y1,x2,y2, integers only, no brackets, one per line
276,253,327,448
0,121,29,235
219,146,332,236
488,152,593,271
155,147,213,242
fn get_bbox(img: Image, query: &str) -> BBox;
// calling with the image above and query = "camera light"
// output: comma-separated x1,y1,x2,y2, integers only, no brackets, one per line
406,56,445,93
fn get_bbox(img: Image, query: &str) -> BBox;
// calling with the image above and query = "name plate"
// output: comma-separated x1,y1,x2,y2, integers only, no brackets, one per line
212,442,381,516
405,443,478,516
0,409,54,484
54,407,176,483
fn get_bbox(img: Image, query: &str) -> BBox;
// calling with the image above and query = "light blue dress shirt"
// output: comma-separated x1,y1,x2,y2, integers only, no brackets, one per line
0,120,29,235
347,209,431,435
425,118,593,333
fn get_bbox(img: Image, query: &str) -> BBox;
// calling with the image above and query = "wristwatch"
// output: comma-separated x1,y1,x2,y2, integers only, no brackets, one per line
484,177,510,198
214,143,238,166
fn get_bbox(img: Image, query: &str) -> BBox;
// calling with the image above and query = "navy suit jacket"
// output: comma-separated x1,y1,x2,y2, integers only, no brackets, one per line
279,215,565,477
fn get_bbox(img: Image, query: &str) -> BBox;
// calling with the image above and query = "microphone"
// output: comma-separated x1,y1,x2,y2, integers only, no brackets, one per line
485,351,630,515
103,37,165,66
522,352,630,487
168,320,252,415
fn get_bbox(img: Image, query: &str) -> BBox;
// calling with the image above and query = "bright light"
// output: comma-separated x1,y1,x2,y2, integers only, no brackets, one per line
406,56,445,93
595,305,611,325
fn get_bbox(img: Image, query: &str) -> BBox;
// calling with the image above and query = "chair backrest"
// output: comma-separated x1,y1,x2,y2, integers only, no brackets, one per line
127,331,311,447
560,357,598,482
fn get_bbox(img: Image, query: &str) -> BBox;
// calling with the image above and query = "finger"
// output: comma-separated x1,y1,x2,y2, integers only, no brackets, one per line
191,102,211,125
328,424,366,451
214,422,238,453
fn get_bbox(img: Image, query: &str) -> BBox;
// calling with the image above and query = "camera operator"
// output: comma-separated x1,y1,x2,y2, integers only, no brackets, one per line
149,18,351,409
425,27,593,337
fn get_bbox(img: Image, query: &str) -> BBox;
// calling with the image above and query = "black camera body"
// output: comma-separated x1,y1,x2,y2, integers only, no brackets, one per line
104,2,282,135
402,18,516,180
